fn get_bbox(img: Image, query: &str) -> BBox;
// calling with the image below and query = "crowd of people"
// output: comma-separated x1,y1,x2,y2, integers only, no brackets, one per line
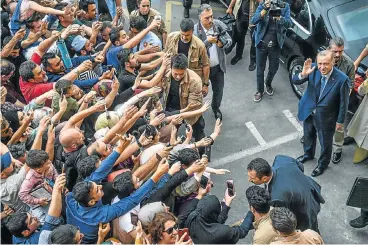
1,0,368,244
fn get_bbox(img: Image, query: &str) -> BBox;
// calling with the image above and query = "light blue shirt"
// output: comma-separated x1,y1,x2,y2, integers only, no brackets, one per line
132,31,162,53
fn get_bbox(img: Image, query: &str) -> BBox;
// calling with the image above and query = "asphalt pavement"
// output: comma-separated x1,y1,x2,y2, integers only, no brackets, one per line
123,0,368,243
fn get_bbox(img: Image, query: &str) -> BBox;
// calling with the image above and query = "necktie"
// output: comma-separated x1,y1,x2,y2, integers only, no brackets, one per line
319,76,327,99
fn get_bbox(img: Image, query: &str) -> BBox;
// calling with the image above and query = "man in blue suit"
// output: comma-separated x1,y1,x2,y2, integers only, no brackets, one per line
293,50,350,177
247,156,325,232
250,0,291,102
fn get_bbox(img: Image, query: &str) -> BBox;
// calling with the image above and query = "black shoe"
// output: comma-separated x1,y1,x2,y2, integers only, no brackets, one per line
343,136,355,145
248,62,256,71
311,167,325,177
332,152,342,164
296,155,313,164
350,216,368,228
213,110,222,121
184,8,189,18
265,84,274,96
225,45,234,55
300,136,305,144
231,56,242,65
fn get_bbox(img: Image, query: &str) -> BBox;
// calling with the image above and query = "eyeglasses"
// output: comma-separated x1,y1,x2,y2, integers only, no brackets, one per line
163,224,178,234
141,4,149,7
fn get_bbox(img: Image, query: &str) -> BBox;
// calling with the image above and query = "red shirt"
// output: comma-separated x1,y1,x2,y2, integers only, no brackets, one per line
19,53,54,103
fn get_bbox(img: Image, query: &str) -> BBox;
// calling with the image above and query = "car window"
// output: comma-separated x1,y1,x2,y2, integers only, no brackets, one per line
289,0,310,32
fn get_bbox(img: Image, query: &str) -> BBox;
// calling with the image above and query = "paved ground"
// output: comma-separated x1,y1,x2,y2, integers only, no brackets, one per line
123,0,368,243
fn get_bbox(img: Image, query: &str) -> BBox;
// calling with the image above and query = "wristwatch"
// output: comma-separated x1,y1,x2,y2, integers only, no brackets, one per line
203,82,210,87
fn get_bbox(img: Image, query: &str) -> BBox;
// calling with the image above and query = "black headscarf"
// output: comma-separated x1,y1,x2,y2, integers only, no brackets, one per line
185,195,237,244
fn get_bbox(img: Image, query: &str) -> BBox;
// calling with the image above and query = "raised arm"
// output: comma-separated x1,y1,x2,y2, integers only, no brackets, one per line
29,1,65,16
35,31,60,58
61,100,105,132
7,112,33,146
31,117,50,150
123,19,160,49
1,29,25,58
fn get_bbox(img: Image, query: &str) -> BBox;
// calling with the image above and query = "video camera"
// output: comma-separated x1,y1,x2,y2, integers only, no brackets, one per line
268,0,286,17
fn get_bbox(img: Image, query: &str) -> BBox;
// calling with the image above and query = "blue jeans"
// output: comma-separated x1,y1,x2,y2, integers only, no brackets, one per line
256,42,280,93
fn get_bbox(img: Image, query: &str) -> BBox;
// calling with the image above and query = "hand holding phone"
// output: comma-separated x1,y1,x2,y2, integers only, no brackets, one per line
177,228,190,242
226,180,235,197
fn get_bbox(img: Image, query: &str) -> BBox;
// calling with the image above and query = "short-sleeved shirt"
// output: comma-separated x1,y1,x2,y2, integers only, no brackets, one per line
19,53,54,103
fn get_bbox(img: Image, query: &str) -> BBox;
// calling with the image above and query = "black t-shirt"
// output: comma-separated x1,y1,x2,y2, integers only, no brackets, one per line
118,69,137,92
263,17,278,45
166,77,181,111
238,0,250,21
178,39,191,58
141,14,149,22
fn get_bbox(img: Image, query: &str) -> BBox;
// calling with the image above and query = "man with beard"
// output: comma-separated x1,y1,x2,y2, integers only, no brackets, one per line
327,37,355,164
294,51,350,176
130,0,167,46
165,19,210,97
41,52,111,90
18,32,60,103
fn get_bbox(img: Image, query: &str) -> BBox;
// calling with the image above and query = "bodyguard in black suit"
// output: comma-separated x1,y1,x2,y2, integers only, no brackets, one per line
292,51,350,177
247,156,325,232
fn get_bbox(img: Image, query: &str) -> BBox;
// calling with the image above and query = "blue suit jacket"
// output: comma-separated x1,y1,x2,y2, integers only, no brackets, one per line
292,65,350,130
250,2,292,48
270,155,325,231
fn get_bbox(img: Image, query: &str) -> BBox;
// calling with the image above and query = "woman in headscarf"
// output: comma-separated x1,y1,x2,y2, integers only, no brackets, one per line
184,194,254,244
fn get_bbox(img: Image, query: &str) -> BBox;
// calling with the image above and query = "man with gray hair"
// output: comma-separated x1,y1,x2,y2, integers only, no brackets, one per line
194,4,232,120
327,37,355,164
292,50,350,177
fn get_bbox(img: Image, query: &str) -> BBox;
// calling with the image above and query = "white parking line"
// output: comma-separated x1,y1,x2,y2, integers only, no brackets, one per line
283,110,303,132
245,121,267,146
211,131,302,167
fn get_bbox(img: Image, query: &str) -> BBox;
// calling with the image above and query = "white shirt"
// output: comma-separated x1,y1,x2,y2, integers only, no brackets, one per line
201,23,220,67
111,196,141,233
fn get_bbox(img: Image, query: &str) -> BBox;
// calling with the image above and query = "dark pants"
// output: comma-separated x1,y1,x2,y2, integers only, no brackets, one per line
126,0,137,14
233,18,249,58
182,0,208,7
250,26,256,64
362,209,368,219
209,65,224,111
192,115,205,141
256,42,280,93
303,114,334,169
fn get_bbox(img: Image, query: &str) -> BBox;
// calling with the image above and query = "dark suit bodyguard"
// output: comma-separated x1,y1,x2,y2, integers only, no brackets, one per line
247,156,325,232
293,51,350,177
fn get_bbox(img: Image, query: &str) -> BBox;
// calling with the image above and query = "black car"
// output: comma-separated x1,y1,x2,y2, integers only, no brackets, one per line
280,0,368,98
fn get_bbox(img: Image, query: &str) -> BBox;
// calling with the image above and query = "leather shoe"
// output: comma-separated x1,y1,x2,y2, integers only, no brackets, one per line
311,167,325,177
184,8,189,18
350,216,368,228
343,136,355,145
231,56,242,65
213,110,222,121
296,155,313,164
332,152,342,164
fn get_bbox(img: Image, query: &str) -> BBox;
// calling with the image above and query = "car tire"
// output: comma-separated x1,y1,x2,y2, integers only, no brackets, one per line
289,57,306,99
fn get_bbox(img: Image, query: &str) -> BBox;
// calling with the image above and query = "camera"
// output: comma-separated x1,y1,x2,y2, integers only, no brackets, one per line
268,0,286,17
207,25,229,47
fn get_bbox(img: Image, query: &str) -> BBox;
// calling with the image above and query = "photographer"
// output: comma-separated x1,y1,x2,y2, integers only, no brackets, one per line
250,0,291,102
194,4,232,120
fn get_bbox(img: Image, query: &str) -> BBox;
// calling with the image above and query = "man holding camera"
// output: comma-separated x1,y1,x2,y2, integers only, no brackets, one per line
194,4,232,120
251,0,291,102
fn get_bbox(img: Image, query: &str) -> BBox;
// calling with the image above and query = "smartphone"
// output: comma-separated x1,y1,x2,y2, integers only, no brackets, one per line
200,175,209,189
177,228,190,242
227,180,235,197
62,163,66,174
204,145,211,162
131,213,139,226
107,65,113,71
156,153,162,162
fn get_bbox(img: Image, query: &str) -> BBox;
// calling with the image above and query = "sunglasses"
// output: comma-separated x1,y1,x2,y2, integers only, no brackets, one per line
163,224,178,235
141,4,149,7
